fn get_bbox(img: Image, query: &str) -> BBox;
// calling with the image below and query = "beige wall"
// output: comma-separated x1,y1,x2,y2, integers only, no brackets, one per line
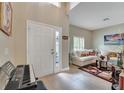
92,23,124,52
0,2,69,69
0,31,15,66
69,25,92,53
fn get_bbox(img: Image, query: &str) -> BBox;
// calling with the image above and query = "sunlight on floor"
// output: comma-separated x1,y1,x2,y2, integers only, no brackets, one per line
40,65,112,90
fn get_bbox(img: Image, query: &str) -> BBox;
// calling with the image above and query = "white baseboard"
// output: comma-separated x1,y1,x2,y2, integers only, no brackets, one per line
61,67,69,71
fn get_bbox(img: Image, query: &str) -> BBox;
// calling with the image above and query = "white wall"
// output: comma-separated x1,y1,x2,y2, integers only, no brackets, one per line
69,25,92,53
0,2,69,69
0,31,15,66
0,3,69,89
93,23,124,52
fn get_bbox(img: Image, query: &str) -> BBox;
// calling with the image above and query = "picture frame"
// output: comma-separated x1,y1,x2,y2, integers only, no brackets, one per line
0,2,12,36
104,33,124,45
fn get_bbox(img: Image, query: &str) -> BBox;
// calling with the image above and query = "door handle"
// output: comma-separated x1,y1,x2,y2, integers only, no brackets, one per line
51,52,54,54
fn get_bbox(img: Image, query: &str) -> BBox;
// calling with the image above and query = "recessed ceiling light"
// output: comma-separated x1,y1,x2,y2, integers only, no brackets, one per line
103,18,110,21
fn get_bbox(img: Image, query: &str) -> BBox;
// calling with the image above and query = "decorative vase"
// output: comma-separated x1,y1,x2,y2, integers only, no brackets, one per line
122,46,124,69
123,53,124,69
117,53,123,68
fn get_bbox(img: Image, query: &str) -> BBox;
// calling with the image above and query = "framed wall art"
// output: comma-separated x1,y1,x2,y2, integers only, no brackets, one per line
0,2,12,36
104,33,124,45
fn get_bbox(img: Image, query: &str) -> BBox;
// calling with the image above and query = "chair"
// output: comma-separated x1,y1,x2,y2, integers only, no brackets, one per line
97,55,110,70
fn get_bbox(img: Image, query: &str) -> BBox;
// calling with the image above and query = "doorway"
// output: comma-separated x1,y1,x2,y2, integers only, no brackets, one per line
27,20,62,77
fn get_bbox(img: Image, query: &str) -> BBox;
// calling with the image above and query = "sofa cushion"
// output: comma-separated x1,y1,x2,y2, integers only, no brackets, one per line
73,49,96,57
74,51,82,57
80,51,89,57
89,52,96,56
81,53,87,57
108,52,117,57
78,56,97,62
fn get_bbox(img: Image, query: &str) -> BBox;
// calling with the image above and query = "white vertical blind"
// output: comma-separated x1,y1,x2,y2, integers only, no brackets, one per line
73,36,84,51
49,2,61,7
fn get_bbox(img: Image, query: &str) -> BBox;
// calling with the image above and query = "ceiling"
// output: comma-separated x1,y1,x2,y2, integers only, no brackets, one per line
69,2,124,31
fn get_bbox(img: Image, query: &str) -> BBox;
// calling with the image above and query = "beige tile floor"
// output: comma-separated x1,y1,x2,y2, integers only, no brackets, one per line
40,65,112,90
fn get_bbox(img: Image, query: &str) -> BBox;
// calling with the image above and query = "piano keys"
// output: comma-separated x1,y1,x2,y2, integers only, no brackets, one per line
5,64,37,90
0,61,47,90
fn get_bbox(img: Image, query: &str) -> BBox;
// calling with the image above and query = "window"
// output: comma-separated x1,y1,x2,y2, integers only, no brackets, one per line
73,36,84,51
48,2,61,7
40,2,61,8
70,2,80,10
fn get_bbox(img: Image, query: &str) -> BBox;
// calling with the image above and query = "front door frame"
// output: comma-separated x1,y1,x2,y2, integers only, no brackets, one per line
26,20,62,74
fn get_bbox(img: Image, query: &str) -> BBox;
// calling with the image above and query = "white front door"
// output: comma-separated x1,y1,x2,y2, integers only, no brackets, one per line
27,21,56,77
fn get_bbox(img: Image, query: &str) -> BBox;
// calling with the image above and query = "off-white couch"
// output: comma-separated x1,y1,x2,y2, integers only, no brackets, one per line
71,50,97,67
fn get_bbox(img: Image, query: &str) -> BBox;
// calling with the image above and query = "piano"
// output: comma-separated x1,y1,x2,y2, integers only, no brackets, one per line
0,61,47,90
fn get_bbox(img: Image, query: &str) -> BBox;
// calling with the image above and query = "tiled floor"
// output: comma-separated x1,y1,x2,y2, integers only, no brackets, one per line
40,65,112,90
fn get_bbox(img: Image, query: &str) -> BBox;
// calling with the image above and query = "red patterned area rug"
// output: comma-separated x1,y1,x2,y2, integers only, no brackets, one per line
79,63,112,83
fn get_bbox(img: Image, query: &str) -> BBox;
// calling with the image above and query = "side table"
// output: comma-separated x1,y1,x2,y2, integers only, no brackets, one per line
99,60,108,70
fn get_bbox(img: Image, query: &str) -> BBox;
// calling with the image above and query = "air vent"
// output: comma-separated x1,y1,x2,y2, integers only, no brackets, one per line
103,18,110,21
